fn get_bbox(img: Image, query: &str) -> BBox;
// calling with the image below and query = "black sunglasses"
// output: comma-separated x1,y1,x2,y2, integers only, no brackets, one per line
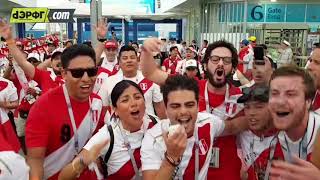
242,87,269,101
66,67,98,78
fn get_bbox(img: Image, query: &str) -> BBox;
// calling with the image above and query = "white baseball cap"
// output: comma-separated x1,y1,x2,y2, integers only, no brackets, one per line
0,151,30,180
185,59,198,68
282,40,291,46
27,53,40,61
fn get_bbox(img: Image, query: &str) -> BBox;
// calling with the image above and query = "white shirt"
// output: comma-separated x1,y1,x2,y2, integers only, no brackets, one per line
277,111,320,161
0,77,18,113
278,48,293,66
84,114,158,177
243,46,254,71
141,112,225,179
93,58,119,93
98,70,163,116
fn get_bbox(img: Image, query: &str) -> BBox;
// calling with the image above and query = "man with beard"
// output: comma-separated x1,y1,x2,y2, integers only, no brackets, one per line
267,66,320,179
0,19,64,93
140,38,245,179
307,47,320,113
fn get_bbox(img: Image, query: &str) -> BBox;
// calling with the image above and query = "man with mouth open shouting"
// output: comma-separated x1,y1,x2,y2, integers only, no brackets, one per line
268,66,320,179
141,75,248,180
140,38,245,179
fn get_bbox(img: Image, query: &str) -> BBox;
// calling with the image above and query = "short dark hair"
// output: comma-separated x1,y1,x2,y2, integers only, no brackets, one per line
61,44,96,69
132,42,139,47
203,40,208,44
202,40,238,68
119,45,137,58
51,51,62,61
270,66,316,100
111,80,144,107
169,46,178,52
161,75,199,105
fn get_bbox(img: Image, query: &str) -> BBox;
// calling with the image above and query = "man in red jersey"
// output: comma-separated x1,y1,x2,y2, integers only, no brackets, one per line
161,46,181,75
140,38,245,179
25,44,105,180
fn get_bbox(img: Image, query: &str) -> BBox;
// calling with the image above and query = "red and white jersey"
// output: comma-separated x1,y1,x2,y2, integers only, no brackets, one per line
34,68,64,93
277,111,320,162
238,130,281,180
312,90,320,114
25,86,105,180
0,77,18,113
141,112,225,179
93,58,119,93
198,80,244,180
98,70,163,116
84,114,158,179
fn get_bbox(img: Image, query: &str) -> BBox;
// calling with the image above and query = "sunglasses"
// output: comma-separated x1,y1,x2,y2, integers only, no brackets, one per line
209,55,232,65
66,67,98,78
242,87,269,101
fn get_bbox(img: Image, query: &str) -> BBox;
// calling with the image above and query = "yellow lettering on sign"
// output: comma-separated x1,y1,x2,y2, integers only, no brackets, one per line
10,8,49,23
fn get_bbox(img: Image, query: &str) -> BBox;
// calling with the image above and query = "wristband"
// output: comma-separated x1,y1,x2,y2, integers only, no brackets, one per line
165,151,181,167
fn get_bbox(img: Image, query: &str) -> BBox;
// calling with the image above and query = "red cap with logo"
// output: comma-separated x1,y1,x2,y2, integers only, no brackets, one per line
105,40,118,49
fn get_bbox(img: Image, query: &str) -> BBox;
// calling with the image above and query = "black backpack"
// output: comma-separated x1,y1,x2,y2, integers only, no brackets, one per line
100,114,158,177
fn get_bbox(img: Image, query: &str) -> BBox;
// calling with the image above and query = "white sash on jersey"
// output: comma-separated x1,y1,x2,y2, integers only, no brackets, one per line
204,82,243,120
43,94,102,179
12,61,29,93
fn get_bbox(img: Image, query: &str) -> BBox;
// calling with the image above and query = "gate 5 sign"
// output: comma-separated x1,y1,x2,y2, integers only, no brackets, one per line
10,8,75,23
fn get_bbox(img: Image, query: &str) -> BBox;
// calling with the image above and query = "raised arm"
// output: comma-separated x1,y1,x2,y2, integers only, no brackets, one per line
93,18,110,65
0,18,35,78
140,38,168,86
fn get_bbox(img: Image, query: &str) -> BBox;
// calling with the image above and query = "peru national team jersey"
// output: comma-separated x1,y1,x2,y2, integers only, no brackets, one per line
277,111,320,162
312,90,320,114
83,114,158,179
239,130,281,180
26,86,105,180
98,70,163,116
198,79,244,180
93,59,119,93
141,112,225,180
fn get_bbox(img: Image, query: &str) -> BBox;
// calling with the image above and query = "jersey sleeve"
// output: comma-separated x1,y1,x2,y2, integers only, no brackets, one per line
151,84,163,103
141,130,163,171
210,115,226,137
25,95,50,148
32,68,47,88
83,124,110,157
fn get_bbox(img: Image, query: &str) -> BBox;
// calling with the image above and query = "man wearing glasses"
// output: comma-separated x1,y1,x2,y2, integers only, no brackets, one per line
140,38,244,179
25,44,105,180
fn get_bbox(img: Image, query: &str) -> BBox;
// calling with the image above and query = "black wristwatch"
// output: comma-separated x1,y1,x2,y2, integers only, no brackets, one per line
98,38,107,43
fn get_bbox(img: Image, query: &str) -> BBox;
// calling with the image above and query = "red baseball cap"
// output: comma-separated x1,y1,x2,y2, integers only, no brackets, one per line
105,40,118,49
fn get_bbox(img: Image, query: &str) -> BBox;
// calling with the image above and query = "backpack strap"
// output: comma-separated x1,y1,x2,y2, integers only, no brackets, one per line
104,124,114,163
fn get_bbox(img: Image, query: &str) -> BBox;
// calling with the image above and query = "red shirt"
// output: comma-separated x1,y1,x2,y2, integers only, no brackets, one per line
162,56,180,74
26,86,105,180
0,123,14,151
33,68,64,93
198,79,243,180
